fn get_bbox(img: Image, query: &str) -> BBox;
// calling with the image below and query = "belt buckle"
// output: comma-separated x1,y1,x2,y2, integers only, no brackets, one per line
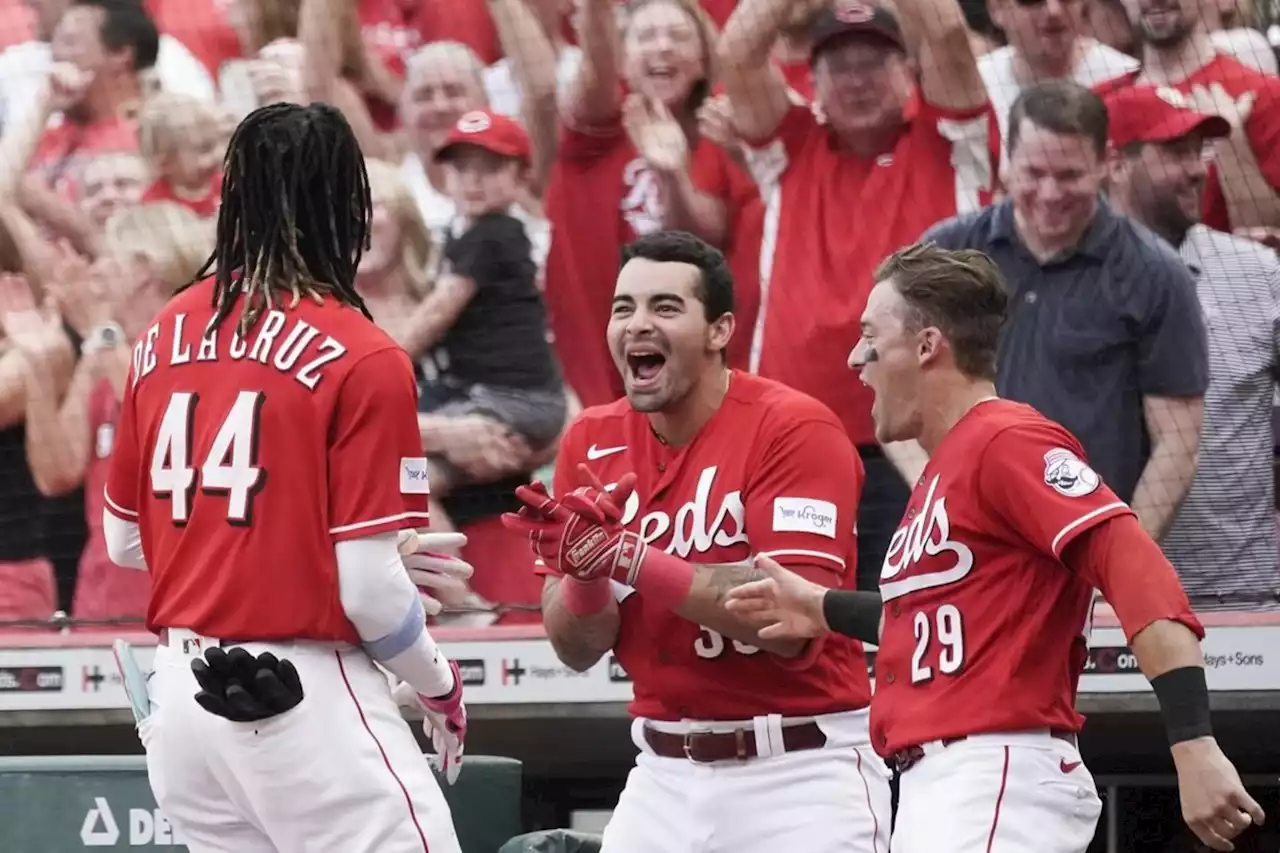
682,729,712,764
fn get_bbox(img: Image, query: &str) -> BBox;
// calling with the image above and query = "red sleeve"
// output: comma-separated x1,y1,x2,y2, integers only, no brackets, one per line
326,348,431,541
1062,514,1204,643
558,115,628,162
104,360,143,521
141,180,170,204
1244,82,1280,190
411,0,501,64
977,421,1134,558
1200,163,1231,232
744,412,863,583
688,137,734,201
740,102,819,165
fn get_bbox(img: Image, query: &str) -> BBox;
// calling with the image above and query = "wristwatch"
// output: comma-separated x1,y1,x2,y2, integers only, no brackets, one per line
81,322,126,355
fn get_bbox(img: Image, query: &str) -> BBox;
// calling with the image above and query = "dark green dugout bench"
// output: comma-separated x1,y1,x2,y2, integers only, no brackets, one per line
0,754,522,852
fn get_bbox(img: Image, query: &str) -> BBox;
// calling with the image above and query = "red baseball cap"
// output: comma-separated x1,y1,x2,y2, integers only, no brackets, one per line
1105,85,1231,148
434,110,532,163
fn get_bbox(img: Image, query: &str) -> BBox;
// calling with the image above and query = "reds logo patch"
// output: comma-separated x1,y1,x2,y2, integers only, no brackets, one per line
456,111,492,134
1043,448,1100,498
834,0,876,23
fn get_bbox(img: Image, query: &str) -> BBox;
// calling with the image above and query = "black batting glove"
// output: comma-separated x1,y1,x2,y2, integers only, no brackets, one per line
192,646,304,722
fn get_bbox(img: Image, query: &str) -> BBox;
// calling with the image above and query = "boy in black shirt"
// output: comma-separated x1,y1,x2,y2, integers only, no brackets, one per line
417,110,566,506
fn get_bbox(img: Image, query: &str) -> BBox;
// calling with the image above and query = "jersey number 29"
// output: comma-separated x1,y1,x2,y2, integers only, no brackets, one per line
151,391,267,525
910,604,965,684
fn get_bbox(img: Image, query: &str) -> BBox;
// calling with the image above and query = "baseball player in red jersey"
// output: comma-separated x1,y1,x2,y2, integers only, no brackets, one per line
502,231,891,853
726,243,1265,853
101,103,468,853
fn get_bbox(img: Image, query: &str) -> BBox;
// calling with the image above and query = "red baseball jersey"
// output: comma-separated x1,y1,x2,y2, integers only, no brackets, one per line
103,278,431,642
547,371,873,721
870,400,1134,757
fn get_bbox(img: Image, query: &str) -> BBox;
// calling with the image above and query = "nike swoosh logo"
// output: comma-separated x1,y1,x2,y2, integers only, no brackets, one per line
586,444,627,460
1060,759,1082,774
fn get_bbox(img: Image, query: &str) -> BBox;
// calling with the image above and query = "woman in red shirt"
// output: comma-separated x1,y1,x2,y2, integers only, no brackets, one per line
542,0,764,406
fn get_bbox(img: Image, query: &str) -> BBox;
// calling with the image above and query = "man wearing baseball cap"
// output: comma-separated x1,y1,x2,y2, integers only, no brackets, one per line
1106,85,1280,614
717,0,996,594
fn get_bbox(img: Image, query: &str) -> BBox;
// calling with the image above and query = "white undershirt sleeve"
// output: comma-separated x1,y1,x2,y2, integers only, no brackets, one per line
103,510,147,570
335,533,456,699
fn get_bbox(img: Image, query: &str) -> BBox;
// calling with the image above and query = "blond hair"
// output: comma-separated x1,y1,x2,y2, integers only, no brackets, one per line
104,203,215,294
137,92,216,162
364,159,437,297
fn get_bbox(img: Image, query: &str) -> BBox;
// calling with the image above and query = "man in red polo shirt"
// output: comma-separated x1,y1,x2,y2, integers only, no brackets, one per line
719,0,996,592
1095,0,1280,231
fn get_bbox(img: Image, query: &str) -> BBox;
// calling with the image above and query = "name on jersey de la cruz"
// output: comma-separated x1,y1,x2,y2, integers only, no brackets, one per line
129,308,349,391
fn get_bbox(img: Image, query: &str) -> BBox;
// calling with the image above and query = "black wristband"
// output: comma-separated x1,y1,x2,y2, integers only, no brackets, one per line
821,590,883,645
1150,666,1213,746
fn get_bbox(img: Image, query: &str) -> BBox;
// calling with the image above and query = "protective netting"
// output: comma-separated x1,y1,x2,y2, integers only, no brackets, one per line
3,2,1280,850
0,0,1276,626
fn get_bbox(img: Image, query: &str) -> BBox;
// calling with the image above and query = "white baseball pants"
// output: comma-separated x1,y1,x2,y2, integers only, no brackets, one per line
601,709,893,853
142,631,462,853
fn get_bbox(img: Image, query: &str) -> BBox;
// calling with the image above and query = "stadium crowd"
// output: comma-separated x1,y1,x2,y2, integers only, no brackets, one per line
0,0,1277,633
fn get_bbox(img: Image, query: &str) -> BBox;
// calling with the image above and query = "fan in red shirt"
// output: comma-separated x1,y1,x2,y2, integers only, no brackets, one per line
138,92,224,219
1092,0,1280,232
543,0,762,407
504,231,890,853
726,243,1264,853
718,0,997,596
102,103,467,853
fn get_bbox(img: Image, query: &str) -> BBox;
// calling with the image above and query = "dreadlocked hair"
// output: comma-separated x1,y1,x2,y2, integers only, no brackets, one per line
187,102,374,338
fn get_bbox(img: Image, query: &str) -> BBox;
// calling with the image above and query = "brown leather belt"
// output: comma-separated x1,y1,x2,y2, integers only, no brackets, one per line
890,728,1077,774
643,721,827,763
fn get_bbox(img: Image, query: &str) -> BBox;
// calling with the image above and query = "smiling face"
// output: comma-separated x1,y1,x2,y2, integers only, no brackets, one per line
622,0,708,112
79,152,148,227
401,46,489,157
990,0,1088,72
1110,133,1208,244
1122,0,1198,47
1008,118,1104,249
607,257,732,412
811,36,915,137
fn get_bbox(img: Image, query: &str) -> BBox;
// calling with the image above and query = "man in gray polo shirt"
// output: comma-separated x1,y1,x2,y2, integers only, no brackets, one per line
1105,84,1280,611
925,80,1208,540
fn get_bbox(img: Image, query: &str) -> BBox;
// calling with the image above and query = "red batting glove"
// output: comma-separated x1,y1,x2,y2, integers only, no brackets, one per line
502,471,647,584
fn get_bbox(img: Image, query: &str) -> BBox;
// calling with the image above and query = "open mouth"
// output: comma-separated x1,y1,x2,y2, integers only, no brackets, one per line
626,348,667,390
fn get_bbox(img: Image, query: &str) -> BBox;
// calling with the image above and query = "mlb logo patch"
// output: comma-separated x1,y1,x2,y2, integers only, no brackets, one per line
400,457,431,495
